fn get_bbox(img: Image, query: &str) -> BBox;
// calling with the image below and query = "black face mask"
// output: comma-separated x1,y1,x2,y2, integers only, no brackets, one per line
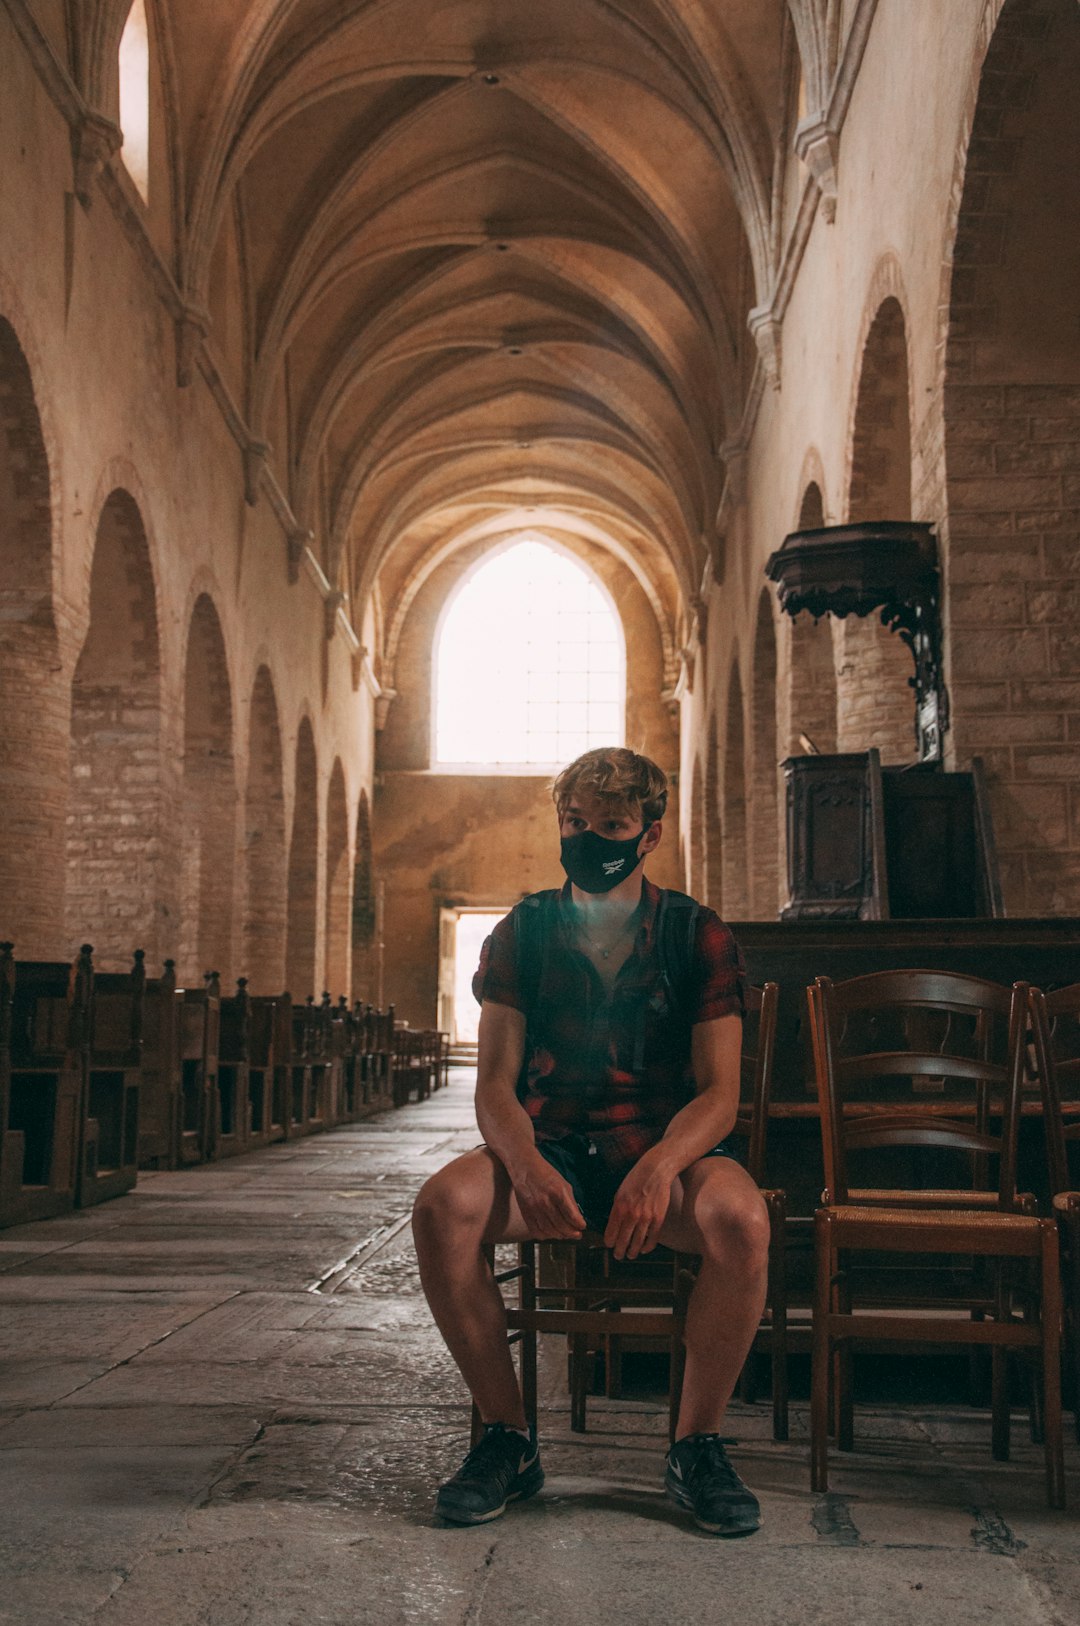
560,828,649,894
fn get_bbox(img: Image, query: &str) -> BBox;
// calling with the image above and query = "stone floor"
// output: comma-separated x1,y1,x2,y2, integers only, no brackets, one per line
0,1070,1078,1626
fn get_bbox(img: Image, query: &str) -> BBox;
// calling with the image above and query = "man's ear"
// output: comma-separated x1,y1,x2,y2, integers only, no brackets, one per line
639,819,662,855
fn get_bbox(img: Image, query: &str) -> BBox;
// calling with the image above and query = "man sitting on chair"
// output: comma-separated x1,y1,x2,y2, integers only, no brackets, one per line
412,747,768,1534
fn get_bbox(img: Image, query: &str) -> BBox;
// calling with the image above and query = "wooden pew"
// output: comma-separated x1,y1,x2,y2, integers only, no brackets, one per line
288,997,315,1136
246,991,285,1149
177,972,220,1165
267,993,293,1140
216,977,251,1159
1,944,89,1226
84,949,144,1204
334,996,363,1122
307,993,336,1130
137,959,179,1168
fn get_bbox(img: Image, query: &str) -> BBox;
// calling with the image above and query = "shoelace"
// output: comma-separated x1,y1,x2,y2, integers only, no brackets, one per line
682,1433,742,1492
455,1425,528,1483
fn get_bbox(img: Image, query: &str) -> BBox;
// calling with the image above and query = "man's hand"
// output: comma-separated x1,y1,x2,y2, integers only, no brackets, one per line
512,1154,587,1240
604,1149,675,1260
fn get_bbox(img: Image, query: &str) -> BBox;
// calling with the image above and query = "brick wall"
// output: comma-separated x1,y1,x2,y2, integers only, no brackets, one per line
947,384,1080,909
944,0,1080,912
702,723,723,912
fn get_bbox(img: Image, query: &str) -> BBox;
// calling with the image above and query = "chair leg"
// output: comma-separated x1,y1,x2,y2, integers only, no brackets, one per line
1040,1221,1066,1510
1062,1207,1080,1444
991,1262,1011,1462
669,1254,693,1446
520,1241,538,1438
835,1264,854,1452
811,1212,832,1493
768,1195,789,1443
570,1332,589,1431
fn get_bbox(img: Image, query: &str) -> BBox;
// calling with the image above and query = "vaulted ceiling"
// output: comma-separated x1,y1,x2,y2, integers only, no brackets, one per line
89,1,845,651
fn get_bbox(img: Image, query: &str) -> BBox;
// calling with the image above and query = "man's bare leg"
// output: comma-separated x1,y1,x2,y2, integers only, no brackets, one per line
656,1158,770,1438
412,1147,533,1428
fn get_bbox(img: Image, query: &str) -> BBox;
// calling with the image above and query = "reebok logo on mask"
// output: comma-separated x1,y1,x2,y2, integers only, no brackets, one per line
560,828,650,894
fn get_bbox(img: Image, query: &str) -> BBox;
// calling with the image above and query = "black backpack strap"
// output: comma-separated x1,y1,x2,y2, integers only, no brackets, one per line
511,890,558,1102
512,891,548,1021
655,888,701,1019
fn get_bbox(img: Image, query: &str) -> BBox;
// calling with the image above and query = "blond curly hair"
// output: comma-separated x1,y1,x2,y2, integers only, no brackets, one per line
551,747,668,827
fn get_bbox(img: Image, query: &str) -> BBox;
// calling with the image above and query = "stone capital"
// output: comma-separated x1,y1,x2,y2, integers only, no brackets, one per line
243,440,270,507
794,111,840,223
747,305,782,390
73,111,122,206
175,305,210,388
286,525,313,584
324,589,346,641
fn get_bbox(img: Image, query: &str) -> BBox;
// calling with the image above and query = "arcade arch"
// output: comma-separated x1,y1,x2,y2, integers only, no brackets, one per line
242,666,287,991
0,318,64,957
838,296,918,765
179,595,236,984
65,490,164,967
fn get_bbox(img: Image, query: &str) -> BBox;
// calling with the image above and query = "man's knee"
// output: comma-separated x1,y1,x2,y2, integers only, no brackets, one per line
694,1179,771,1270
412,1160,490,1243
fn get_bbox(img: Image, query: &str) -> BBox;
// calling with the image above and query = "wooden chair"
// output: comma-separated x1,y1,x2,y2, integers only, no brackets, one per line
1027,982,1080,1440
475,981,786,1445
807,969,1065,1508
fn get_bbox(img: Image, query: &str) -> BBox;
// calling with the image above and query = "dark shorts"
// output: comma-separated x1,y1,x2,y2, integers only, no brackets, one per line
534,1131,740,1234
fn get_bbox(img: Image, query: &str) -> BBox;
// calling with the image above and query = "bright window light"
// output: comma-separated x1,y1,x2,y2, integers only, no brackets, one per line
434,537,625,769
119,0,150,204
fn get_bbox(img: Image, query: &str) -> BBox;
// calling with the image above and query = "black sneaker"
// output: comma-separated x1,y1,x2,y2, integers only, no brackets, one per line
435,1424,544,1525
665,1433,761,1536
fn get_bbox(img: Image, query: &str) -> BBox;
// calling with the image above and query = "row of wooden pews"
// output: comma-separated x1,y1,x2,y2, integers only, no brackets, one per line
0,943,450,1231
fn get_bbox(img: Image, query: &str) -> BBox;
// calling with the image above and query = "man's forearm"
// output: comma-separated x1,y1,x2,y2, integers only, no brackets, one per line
475,1085,542,1182
651,1090,737,1179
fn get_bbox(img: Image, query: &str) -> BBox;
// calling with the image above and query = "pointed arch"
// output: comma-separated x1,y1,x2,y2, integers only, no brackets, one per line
0,315,64,955
839,292,917,765
179,594,236,983
285,717,319,996
351,788,376,1003
324,759,351,996
65,489,165,967
751,591,780,918
721,665,749,920
243,666,287,991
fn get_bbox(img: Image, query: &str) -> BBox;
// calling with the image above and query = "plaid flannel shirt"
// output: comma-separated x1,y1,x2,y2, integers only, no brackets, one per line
472,878,744,1175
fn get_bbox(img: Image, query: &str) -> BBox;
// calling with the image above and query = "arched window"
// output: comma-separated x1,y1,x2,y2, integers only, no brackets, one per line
119,0,150,203
434,537,625,769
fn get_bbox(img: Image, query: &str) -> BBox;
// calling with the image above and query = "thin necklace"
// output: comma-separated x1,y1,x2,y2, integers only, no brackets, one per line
574,908,639,961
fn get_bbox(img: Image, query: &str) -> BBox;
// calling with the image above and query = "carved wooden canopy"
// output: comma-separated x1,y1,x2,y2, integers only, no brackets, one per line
765,520,946,762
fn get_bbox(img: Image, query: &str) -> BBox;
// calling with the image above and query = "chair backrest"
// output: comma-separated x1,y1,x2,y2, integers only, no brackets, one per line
732,981,779,1187
807,968,1028,1207
1028,982,1080,1198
